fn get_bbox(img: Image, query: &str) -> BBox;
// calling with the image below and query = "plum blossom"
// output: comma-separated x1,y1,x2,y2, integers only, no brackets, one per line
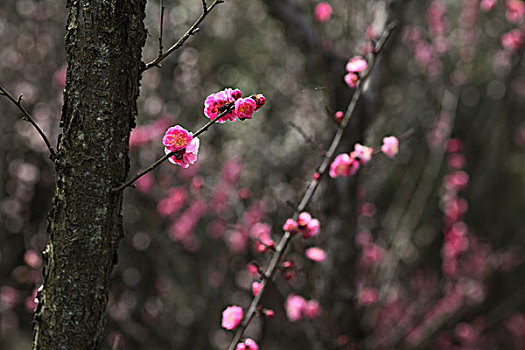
236,339,259,350
285,294,306,321
235,97,257,120
314,2,332,23
222,305,243,330
381,136,399,158
165,137,200,168
506,0,525,23
351,143,373,164
329,153,360,178
305,247,327,262
344,72,359,88
303,300,321,319
480,0,497,11
501,29,524,51
162,125,193,152
204,88,242,122
252,281,262,296
346,56,368,73
283,212,321,238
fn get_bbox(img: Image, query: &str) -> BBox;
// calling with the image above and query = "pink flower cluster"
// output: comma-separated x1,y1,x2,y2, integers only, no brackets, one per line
344,56,368,88
204,88,265,123
283,211,320,238
285,294,321,321
222,305,243,330
330,137,399,178
236,338,259,350
162,125,200,168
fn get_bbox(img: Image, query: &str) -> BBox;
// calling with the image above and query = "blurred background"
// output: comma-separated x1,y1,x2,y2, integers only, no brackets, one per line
0,0,524,349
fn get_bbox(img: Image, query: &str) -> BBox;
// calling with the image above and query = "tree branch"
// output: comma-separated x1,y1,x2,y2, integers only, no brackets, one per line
225,23,398,350
144,0,224,70
0,84,56,160
113,97,251,193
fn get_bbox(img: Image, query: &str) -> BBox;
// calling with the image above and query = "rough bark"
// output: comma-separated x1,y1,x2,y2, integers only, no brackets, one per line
32,0,146,349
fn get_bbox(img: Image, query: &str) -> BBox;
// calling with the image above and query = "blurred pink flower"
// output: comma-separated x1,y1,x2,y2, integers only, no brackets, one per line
314,2,332,23
285,294,306,321
344,72,358,88
480,0,497,11
222,305,243,330
303,300,321,319
306,247,326,262
304,218,320,238
329,153,360,178
501,29,524,51
346,56,368,73
244,338,259,350
381,136,399,158
506,0,525,23
351,143,373,164
283,218,298,233
297,212,312,226
357,288,378,306
252,282,262,296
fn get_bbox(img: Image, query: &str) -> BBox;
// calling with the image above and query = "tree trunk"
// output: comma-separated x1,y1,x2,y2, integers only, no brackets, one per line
32,1,146,349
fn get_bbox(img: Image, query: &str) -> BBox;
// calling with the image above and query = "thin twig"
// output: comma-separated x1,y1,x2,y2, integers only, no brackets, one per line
0,84,56,160
111,335,122,350
287,122,327,156
225,22,398,350
144,0,224,70
113,103,237,193
158,0,165,56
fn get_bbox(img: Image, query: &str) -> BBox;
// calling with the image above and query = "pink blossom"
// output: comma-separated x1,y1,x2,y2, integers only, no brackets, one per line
204,88,242,122
235,97,257,120
304,218,320,238
247,262,259,276
297,212,312,226
285,294,305,321
222,305,243,330
501,29,524,51
344,72,359,88
346,56,368,73
252,94,266,110
381,136,399,158
24,250,42,268
252,282,263,296
480,0,497,11
236,344,246,350
162,125,193,152
314,2,332,23
366,26,377,41
306,247,327,262
262,308,275,318
244,338,259,350
351,143,373,164
283,218,298,233
506,0,525,23
165,137,200,168
334,111,344,122
157,187,187,217
329,153,360,178
303,300,321,319
357,288,378,306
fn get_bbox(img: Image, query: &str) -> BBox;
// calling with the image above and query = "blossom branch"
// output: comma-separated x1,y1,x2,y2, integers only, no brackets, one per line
0,84,56,160
113,105,233,193
144,0,224,70
225,22,398,350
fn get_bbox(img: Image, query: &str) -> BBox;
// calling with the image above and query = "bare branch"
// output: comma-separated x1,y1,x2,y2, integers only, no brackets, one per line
225,23,398,350
0,84,56,160
144,0,224,70
158,0,165,56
